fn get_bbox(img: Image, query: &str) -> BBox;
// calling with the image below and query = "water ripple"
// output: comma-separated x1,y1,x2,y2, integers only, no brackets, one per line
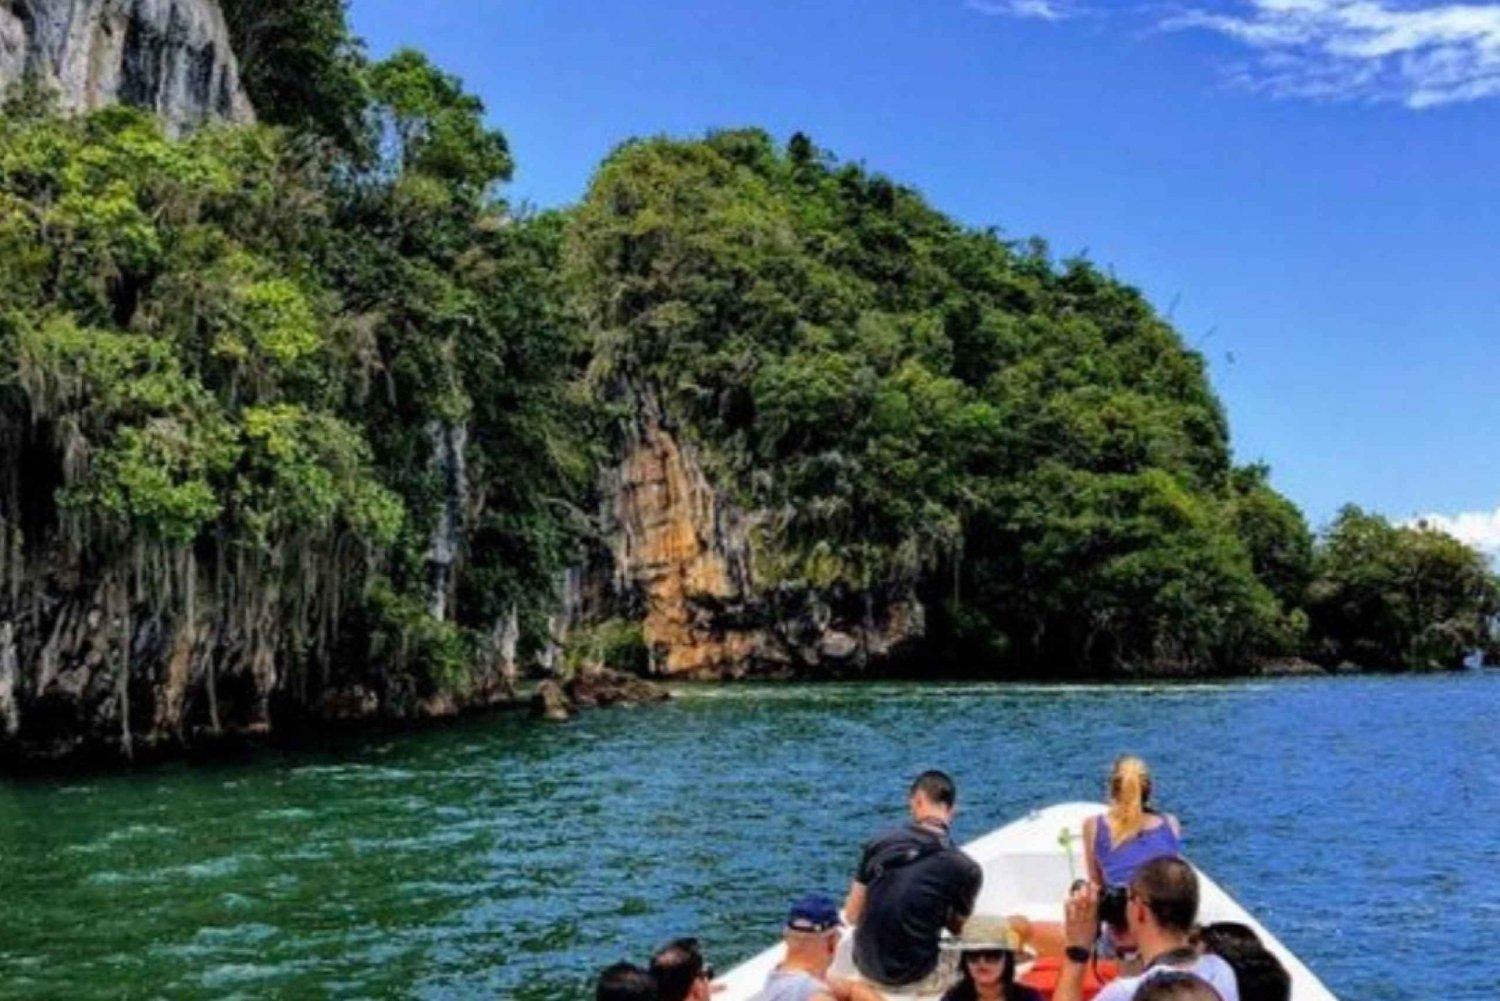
2,674,1497,999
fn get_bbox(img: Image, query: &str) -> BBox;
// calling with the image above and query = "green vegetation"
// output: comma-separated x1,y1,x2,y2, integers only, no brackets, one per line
1307,506,1497,669
0,45,589,710
565,129,1495,674
569,131,1279,673
0,0,1494,738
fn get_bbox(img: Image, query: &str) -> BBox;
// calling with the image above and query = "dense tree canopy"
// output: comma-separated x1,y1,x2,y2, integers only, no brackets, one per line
567,130,1318,674
1306,507,1497,669
3,14,1494,703
0,48,589,705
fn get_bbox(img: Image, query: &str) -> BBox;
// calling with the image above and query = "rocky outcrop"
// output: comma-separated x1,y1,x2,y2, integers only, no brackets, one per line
565,664,670,708
531,679,570,722
530,667,669,723
595,388,925,678
0,0,253,132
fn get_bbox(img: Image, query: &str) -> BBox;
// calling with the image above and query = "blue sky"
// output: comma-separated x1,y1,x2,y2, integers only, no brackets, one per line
351,0,1500,549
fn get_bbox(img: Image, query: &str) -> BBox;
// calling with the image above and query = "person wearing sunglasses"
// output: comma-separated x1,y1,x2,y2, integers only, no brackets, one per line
939,915,1045,1001
650,937,714,1001
747,894,884,1001
1057,857,1239,1001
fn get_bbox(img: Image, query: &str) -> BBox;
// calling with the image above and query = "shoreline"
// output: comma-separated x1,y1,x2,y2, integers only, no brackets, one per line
2,662,1485,777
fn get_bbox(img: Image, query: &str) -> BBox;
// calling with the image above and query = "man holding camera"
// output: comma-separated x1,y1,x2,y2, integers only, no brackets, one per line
1055,857,1239,1001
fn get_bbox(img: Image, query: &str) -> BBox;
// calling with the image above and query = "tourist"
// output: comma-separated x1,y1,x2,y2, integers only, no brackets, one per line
938,915,1046,1001
1132,972,1225,1001
1193,923,1290,1001
597,961,659,1001
1084,756,1182,892
843,769,983,994
1055,857,1239,1001
650,937,714,1001
747,893,884,1001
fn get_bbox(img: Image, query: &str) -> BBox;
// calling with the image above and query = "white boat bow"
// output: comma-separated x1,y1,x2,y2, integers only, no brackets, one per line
716,802,1338,1001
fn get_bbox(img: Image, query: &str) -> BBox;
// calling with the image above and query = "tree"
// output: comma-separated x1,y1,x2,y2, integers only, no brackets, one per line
1306,506,1498,669
219,0,369,151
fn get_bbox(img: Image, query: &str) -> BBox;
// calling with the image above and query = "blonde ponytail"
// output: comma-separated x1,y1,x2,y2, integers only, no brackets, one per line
1106,755,1152,844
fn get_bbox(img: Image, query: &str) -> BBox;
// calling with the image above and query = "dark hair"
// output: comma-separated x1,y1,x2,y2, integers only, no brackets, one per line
1134,972,1222,1001
1196,922,1291,1001
910,769,957,808
597,962,658,1001
1129,857,1199,934
649,937,705,1001
941,950,1023,1001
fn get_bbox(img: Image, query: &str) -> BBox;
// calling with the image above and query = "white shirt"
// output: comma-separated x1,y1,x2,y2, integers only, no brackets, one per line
1093,952,1240,1001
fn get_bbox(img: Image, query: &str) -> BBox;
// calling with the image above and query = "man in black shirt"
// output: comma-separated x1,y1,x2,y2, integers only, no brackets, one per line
843,770,983,992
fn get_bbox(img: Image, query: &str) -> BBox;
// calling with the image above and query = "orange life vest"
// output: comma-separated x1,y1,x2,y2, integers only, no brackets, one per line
1018,956,1120,1000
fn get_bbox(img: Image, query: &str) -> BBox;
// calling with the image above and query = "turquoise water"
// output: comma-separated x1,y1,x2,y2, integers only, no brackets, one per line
2,674,1496,1000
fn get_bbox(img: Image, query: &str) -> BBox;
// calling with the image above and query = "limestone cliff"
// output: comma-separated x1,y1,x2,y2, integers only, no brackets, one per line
0,423,515,765
596,388,925,678
0,0,253,131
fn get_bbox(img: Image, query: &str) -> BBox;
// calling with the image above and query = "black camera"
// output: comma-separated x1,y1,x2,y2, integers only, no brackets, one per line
1098,885,1129,929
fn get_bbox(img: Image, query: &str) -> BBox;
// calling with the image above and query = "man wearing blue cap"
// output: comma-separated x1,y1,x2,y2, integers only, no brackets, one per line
748,895,884,1001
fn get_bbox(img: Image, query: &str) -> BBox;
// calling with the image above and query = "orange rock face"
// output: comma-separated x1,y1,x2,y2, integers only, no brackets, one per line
597,388,926,679
606,411,768,677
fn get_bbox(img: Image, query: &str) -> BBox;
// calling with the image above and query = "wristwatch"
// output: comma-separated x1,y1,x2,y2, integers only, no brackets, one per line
1064,945,1091,964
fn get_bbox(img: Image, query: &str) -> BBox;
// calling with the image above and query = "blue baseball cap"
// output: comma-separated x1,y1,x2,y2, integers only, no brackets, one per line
786,894,843,933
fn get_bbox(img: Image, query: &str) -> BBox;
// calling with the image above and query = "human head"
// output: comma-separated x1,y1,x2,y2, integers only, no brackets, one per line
596,961,658,1001
649,938,711,1001
1195,922,1291,1001
1133,972,1224,1001
1107,755,1153,841
953,915,1021,999
781,894,844,977
1127,856,1199,938
909,769,958,821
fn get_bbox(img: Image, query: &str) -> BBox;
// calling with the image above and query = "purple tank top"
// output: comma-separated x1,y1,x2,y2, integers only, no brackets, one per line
1093,813,1181,887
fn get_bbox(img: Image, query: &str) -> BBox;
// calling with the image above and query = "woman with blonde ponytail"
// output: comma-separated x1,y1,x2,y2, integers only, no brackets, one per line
1084,756,1182,890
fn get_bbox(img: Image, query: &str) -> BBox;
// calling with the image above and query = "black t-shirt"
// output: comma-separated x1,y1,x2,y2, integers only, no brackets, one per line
852,822,983,986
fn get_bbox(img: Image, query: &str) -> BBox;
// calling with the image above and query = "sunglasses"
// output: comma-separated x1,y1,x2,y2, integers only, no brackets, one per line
965,949,1010,963
698,964,716,981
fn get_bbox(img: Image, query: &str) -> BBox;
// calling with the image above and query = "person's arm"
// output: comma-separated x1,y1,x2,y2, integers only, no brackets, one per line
1053,882,1099,1001
823,978,887,1001
1083,816,1105,887
944,856,982,934
843,880,867,924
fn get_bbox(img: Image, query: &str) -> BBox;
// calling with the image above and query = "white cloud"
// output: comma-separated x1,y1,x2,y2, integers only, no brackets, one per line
1407,507,1500,555
1164,1,1500,107
967,0,1084,21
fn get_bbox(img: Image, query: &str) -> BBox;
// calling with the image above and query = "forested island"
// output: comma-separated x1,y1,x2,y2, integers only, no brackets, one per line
0,0,1493,764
